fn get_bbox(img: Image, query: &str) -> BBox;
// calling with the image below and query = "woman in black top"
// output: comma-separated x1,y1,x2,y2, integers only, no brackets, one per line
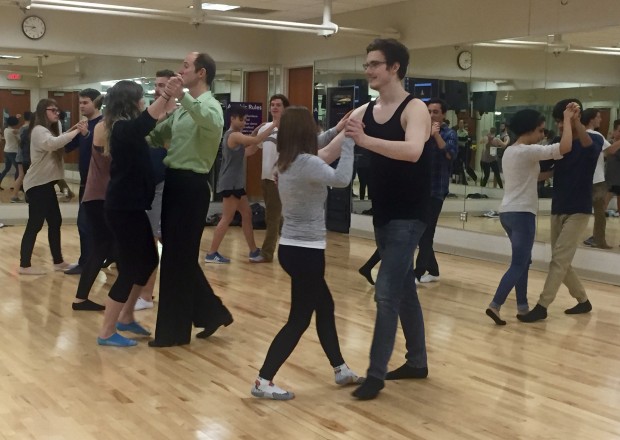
97,79,181,347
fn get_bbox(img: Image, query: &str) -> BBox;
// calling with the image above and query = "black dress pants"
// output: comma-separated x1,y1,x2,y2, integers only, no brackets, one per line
153,168,225,346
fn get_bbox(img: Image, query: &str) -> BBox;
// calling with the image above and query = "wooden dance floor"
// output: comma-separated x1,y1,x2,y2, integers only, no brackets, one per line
0,225,618,439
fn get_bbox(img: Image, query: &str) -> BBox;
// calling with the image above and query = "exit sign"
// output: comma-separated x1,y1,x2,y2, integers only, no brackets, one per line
7,73,22,80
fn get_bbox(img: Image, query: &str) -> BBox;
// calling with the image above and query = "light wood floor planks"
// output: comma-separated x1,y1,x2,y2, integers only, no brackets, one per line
0,224,619,440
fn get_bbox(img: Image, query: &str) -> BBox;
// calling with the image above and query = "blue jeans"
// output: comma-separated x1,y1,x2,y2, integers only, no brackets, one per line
0,152,18,184
490,212,535,311
368,219,428,380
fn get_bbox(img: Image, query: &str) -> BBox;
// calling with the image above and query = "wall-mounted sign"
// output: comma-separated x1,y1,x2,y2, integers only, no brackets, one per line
6,73,22,80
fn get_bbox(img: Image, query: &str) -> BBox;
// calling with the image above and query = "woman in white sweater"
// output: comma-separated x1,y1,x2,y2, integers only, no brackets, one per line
250,106,362,400
485,104,579,324
19,99,86,275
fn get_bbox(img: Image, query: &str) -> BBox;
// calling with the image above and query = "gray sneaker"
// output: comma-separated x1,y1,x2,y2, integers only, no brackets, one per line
249,248,265,263
205,252,230,264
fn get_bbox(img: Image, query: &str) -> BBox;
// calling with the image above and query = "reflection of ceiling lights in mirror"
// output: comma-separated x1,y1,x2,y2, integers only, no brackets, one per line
477,37,620,56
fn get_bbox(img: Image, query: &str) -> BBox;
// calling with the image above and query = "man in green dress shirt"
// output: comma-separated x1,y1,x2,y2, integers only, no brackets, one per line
148,52,233,347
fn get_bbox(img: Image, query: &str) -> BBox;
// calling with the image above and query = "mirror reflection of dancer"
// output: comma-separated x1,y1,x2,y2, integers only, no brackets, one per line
485,105,578,325
251,107,362,400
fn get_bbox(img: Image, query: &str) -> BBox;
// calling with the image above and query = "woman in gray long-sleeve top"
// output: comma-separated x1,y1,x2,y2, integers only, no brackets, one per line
250,107,362,400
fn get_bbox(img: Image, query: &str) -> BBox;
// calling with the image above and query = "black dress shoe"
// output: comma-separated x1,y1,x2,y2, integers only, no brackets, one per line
196,307,234,339
64,265,82,275
148,339,189,348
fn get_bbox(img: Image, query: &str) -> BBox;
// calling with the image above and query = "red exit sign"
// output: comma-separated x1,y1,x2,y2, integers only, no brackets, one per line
7,73,22,80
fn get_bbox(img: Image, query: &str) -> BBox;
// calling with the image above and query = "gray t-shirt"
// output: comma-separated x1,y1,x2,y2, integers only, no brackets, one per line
217,129,246,192
499,142,563,214
278,137,354,249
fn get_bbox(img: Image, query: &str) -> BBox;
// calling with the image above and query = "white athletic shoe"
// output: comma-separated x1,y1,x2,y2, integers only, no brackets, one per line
419,274,440,283
19,266,47,275
251,377,295,400
53,262,72,271
334,364,364,385
134,297,154,311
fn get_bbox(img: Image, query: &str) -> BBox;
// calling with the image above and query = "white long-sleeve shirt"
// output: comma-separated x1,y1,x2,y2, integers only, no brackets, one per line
499,143,563,215
23,125,75,192
3,127,20,153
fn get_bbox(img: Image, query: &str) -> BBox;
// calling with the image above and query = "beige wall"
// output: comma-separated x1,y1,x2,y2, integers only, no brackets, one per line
275,0,620,66
2,1,620,91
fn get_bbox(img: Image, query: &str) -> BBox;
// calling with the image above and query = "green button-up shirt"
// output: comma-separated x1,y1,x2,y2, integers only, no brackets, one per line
150,91,224,174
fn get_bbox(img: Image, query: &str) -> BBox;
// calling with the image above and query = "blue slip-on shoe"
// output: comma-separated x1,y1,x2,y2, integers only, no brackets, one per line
97,333,138,347
116,321,152,336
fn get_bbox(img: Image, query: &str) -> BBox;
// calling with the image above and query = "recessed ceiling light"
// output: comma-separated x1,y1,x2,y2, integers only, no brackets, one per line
0,55,23,59
201,3,239,11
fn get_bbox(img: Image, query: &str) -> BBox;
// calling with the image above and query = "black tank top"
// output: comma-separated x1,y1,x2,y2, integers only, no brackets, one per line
362,94,431,227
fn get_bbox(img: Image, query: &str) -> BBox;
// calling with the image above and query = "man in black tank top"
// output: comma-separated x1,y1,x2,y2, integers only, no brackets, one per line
343,39,432,400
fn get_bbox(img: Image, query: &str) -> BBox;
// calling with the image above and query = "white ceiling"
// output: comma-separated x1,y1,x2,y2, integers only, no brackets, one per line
3,1,620,70
31,0,410,22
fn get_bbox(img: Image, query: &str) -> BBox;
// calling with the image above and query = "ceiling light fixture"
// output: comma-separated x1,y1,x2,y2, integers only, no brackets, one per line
201,3,239,11
27,0,399,38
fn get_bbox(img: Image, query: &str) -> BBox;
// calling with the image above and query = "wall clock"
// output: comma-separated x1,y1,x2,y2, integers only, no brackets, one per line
22,16,46,40
457,50,472,70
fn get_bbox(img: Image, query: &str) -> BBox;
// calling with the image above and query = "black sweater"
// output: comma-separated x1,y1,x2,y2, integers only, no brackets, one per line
105,110,157,211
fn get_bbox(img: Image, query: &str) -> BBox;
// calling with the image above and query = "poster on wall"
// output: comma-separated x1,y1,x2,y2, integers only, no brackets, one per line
227,102,263,134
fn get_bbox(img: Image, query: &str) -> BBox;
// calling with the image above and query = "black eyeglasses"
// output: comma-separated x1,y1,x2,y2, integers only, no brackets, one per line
362,61,387,70
46,108,60,113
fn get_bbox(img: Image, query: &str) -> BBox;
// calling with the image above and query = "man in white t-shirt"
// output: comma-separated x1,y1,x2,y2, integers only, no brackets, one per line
581,108,611,249
256,94,290,263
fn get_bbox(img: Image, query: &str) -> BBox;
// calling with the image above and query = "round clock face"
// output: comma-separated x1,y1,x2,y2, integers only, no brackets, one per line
457,51,472,70
22,16,46,40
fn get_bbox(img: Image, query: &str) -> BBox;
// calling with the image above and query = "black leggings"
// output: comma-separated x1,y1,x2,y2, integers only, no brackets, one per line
259,245,345,381
105,209,158,303
20,182,63,267
480,160,503,188
75,201,115,300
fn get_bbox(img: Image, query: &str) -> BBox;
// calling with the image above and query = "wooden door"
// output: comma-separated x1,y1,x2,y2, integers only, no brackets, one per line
245,70,268,201
597,108,611,139
48,91,80,164
287,66,313,109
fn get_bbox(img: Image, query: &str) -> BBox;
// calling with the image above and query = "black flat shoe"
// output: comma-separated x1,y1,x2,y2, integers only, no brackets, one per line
148,339,188,348
196,308,234,339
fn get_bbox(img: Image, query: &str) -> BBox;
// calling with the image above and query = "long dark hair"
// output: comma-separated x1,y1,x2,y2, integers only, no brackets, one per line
276,106,318,172
31,98,60,136
102,80,143,152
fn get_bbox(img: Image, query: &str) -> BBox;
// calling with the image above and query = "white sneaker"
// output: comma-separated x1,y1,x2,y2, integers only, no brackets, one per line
19,266,47,275
419,274,440,283
53,262,71,271
251,377,295,400
134,297,154,311
334,364,364,385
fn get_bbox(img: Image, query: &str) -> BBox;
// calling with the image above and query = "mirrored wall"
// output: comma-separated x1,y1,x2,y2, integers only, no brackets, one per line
315,38,620,252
